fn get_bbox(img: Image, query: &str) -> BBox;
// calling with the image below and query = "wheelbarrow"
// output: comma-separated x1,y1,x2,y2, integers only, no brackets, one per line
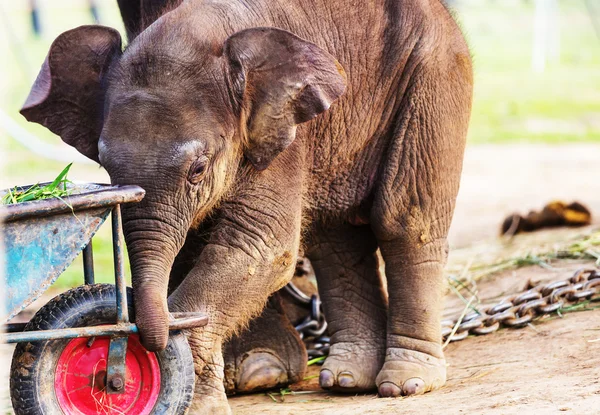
1,183,207,415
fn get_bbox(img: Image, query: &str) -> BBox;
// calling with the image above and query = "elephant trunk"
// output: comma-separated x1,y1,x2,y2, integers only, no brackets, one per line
122,204,188,351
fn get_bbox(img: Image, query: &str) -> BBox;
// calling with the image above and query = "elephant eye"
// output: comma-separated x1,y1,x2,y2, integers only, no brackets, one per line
188,156,209,184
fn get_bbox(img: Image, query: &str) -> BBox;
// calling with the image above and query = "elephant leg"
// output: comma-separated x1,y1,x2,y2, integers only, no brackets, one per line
307,224,387,392
168,143,304,414
371,52,471,397
188,302,306,410
168,228,307,395
165,227,231,413
187,341,230,414
223,293,307,394
375,236,449,397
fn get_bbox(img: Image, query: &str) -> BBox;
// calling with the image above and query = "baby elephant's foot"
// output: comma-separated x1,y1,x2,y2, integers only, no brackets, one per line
319,342,384,392
223,296,307,394
227,349,300,393
376,348,446,397
190,370,232,415
189,392,231,415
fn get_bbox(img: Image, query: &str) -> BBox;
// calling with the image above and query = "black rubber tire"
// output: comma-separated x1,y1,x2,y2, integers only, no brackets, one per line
10,284,195,415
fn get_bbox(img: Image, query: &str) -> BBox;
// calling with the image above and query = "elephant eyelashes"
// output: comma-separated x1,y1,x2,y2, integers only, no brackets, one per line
188,156,210,184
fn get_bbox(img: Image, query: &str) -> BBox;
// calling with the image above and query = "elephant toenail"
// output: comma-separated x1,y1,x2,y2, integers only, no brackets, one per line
378,381,401,397
338,372,356,388
237,352,287,392
402,377,425,396
319,369,335,388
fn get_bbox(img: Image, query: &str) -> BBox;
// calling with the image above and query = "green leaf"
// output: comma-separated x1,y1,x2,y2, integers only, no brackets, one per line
47,163,72,191
2,164,74,205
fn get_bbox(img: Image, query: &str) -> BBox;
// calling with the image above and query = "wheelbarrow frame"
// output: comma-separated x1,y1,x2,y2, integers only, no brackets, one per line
1,183,207,395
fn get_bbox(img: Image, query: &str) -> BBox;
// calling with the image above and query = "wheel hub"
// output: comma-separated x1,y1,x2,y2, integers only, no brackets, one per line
55,335,160,414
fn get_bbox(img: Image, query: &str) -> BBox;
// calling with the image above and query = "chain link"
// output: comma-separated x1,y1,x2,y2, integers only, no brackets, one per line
283,283,330,359
287,267,600,356
442,268,600,343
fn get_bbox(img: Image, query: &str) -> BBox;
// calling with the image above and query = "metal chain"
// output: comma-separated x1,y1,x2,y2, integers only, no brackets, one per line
287,267,600,355
283,283,330,359
442,268,600,342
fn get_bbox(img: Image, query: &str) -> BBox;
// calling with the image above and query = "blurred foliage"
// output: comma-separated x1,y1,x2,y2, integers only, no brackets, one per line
457,0,600,143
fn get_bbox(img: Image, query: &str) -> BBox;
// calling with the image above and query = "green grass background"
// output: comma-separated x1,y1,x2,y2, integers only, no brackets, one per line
1,0,599,289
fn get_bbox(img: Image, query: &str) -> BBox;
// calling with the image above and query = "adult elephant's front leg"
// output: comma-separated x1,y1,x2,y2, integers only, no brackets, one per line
167,161,303,414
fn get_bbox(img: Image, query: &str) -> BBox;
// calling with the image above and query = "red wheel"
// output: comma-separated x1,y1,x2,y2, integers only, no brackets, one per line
11,284,195,415
55,336,161,415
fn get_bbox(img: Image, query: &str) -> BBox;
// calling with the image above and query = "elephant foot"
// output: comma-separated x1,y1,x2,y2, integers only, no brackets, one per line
189,391,231,415
223,294,307,394
319,341,384,393
189,359,231,415
225,343,306,394
229,349,290,393
375,347,446,397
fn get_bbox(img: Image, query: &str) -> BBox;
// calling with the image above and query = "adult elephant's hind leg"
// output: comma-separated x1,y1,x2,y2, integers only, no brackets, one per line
308,225,387,392
371,42,472,397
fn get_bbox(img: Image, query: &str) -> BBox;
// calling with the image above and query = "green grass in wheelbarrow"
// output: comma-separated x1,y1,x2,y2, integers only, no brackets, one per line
2,163,73,205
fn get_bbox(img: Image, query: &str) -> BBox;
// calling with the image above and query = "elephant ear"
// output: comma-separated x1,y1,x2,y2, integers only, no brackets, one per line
224,27,347,170
20,25,122,162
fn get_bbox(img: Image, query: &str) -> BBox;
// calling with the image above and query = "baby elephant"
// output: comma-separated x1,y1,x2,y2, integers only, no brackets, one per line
21,0,472,412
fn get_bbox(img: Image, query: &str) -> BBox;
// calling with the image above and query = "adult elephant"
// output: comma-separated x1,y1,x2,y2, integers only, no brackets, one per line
21,0,472,413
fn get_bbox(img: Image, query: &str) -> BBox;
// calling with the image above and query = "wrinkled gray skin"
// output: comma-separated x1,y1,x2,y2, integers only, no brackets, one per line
21,0,472,412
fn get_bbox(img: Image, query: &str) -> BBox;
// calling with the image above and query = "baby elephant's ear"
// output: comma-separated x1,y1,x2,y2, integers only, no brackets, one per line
224,27,347,170
21,25,122,163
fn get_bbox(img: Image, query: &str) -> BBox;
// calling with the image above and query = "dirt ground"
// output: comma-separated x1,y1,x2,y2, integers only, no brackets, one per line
449,144,600,247
230,261,600,415
2,143,600,414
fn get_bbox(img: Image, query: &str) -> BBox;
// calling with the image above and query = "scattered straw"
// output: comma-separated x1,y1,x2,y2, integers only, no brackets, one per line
307,356,326,366
446,228,600,291
442,295,476,350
